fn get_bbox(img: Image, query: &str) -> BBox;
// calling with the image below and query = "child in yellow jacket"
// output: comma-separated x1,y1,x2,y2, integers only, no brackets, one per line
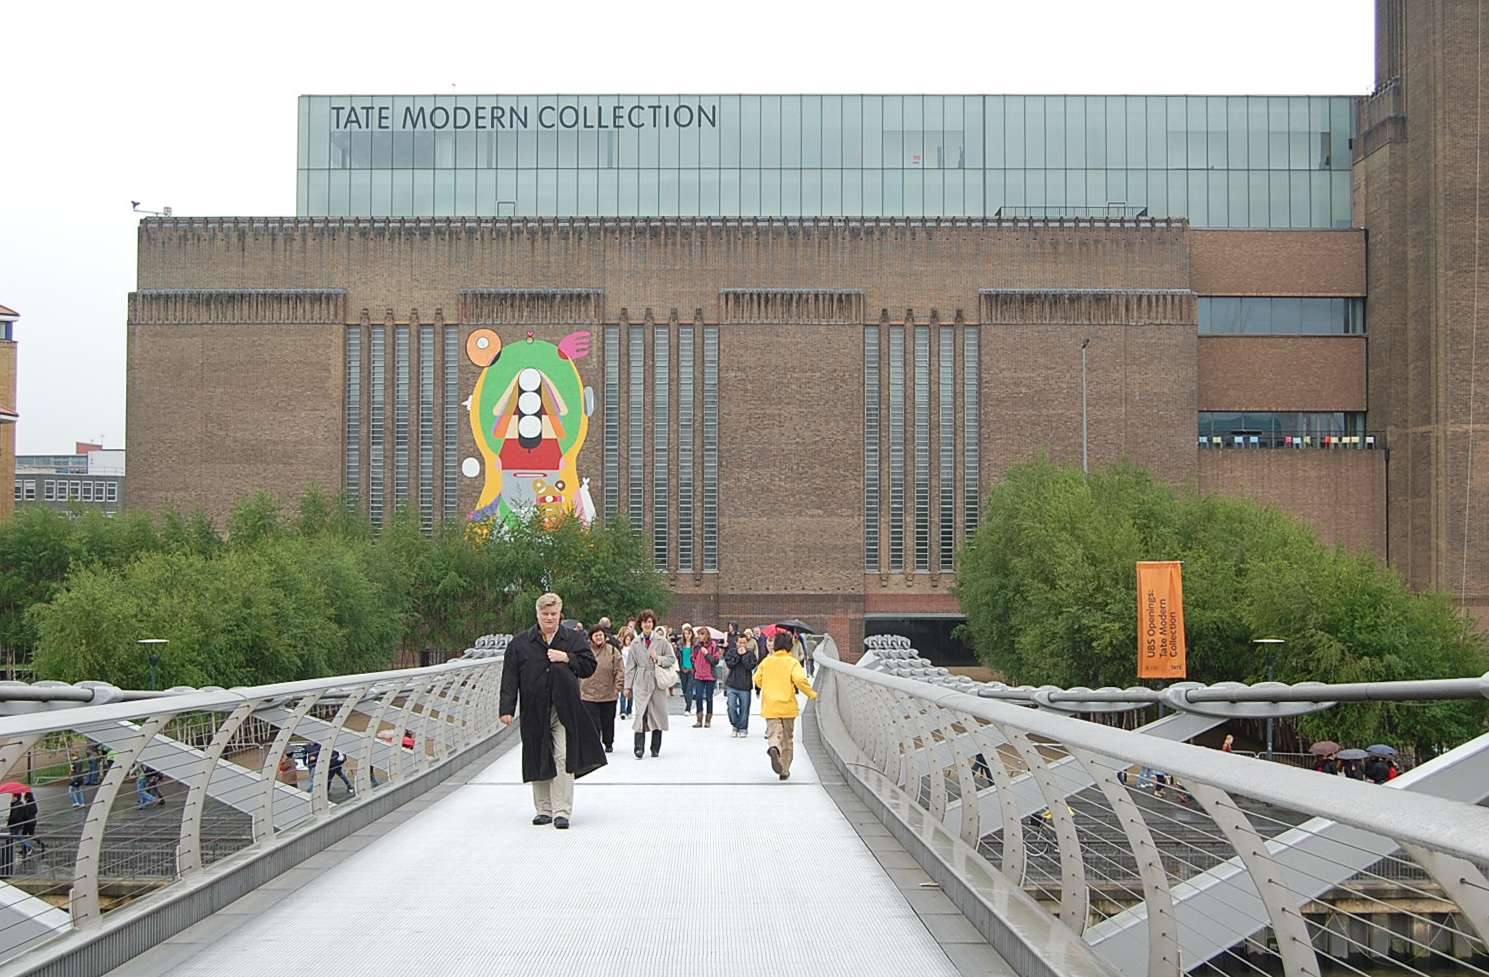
753,632,818,779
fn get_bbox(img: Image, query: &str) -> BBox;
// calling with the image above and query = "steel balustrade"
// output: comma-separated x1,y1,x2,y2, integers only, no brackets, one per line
813,648,1489,977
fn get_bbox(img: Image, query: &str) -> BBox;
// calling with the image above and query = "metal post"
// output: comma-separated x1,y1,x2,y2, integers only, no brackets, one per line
1080,338,1090,475
1253,638,1285,759
138,638,168,692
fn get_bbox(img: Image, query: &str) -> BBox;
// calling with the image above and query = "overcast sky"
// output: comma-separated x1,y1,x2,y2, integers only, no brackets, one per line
2,1,1373,455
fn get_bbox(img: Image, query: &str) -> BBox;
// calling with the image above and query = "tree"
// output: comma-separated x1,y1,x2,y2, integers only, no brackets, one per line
953,457,1489,752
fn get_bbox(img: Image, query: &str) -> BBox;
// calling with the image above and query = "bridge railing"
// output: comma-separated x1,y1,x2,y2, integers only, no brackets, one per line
0,654,506,969
812,648,1489,977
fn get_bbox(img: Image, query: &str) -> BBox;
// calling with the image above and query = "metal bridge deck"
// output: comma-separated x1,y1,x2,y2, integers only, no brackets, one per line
105,702,992,976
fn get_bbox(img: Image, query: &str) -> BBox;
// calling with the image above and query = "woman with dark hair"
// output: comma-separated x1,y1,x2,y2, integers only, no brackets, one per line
579,623,625,753
624,609,676,758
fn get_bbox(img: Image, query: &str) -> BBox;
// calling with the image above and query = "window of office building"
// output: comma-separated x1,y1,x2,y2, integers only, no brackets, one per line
1199,411,1365,446
702,326,719,571
12,484,20,502
938,329,956,571
443,325,460,521
913,326,930,571
603,325,621,522
345,327,362,507
888,326,906,571
962,328,981,537
652,326,670,566
368,325,386,527
419,325,436,533
43,480,55,502
105,482,118,503
864,326,881,571
1199,297,1364,335
677,324,695,572
394,326,411,509
628,326,645,529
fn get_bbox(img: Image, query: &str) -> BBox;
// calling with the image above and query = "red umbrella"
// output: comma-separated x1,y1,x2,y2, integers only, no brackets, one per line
0,783,29,795
759,624,783,639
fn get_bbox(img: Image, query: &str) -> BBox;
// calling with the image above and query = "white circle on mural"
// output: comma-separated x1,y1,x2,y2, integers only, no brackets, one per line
518,415,542,440
518,368,542,391
517,391,541,415
475,336,490,350
461,457,480,478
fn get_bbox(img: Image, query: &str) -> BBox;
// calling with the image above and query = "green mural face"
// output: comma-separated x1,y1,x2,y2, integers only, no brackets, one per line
465,328,594,529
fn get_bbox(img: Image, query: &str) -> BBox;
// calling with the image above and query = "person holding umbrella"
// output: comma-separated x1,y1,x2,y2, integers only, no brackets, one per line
1309,740,1342,775
499,592,607,830
1364,745,1400,784
1337,748,1369,780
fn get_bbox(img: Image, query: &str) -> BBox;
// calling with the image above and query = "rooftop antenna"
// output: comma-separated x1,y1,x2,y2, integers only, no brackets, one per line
131,201,173,217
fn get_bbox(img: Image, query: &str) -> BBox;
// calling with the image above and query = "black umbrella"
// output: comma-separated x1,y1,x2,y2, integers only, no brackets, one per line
561,618,583,631
1366,744,1398,758
1338,748,1369,761
775,619,819,634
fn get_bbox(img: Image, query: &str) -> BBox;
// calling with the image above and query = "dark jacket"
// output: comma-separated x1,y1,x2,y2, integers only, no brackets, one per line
500,624,608,784
8,796,36,837
724,643,759,691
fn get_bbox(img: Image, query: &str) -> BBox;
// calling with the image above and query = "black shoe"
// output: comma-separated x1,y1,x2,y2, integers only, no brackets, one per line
768,745,782,775
554,816,570,829
635,748,644,759
604,745,613,753
650,750,660,757
780,771,790,781
532,814,553,826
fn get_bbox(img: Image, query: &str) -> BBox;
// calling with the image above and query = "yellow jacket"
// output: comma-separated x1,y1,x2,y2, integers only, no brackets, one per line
753,650,818,718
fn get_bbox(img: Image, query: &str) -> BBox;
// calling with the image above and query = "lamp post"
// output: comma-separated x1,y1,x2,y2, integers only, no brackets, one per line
138,639,168,692
1253,638,1285,759
1080,338,1091,475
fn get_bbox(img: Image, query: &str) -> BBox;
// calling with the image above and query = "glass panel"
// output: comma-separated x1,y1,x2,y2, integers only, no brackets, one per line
702,326,719,571
603,325,621,521
864,325,880,571
628,326,645,528
653,325,669,567
677,325,694,571
888,326,905,571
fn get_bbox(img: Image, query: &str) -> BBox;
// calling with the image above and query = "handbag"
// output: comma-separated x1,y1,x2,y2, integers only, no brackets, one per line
654,656,680,691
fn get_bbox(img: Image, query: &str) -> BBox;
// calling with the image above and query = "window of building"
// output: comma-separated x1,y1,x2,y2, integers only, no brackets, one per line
963,328,981,538
82,481,94,502
938,329,956,571
394,326,410,510
345,326,362,508
105,482,118,503
913,326,930,571
43,480,55,502
1198,297,1364,335
603,325,621,522
864,326,881,571
443,325,460,521
702,326,719,571
368,325,386,527
677,325,695,572
628,326,645,529
1198,411,1366,447
888,326,906,571
652,326,670,567
419,325,436,534
12,483,20,502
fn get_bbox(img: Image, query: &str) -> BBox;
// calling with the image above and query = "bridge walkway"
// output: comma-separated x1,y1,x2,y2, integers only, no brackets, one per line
102,700,1014,977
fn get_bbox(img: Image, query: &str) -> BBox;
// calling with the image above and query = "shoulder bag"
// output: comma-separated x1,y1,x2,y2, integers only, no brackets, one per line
653,648,680,690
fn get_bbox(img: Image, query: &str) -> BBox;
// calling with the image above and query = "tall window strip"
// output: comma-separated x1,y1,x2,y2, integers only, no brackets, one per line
913,326,930,571
393,326,411,512
443,326,460,521
863,326,881,571
418,325,435,534
962,327,981,538
628,326,646,529
887,326,906,571
603,325,621,522
702,326,720,571
344,327,362,508
652,327,670,567
368,326,386,527
677,326,695,572
938,329,956,570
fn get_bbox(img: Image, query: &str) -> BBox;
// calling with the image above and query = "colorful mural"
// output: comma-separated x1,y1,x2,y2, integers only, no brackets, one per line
465,328,595,529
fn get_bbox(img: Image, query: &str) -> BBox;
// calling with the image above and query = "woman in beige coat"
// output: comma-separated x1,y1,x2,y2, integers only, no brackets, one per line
624,609,675,759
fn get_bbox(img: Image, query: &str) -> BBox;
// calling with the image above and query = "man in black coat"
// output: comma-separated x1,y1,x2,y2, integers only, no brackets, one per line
499,592,607,829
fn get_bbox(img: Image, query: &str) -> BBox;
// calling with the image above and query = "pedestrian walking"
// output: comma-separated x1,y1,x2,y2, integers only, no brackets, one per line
499,592,607,830
8,793,43,860
277,751,298,786
677,624,696,712
85,744,103,786
67,756,86,809
724,632,759,737
753,632,818,780
579,624,625,753
624,609,676,759
327,750,355,795
303,742,322,792
690,630,721,727
134,766,163,808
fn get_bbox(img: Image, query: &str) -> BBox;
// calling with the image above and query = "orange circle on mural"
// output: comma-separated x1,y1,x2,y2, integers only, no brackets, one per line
466,329,502,367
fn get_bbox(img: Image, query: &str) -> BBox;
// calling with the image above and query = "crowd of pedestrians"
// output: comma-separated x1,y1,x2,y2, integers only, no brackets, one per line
499,594,819,827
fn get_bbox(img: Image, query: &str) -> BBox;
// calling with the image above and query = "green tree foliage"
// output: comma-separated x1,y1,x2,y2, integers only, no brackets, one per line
15,489,665,689
953,457,1489,753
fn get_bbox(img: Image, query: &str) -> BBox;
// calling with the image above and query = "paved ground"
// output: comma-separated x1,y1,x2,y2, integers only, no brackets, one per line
101,694,1014,977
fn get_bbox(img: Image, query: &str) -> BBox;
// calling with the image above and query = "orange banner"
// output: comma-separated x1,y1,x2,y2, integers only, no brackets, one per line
1137,561,1187,679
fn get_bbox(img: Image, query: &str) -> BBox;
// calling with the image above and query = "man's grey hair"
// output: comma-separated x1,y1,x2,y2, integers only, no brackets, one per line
598,616,612,628
535,592,563,613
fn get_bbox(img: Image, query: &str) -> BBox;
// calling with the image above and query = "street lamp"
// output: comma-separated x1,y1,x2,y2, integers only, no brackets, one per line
138,639,168,692
1080,338,1091,475
1253,638,1285,759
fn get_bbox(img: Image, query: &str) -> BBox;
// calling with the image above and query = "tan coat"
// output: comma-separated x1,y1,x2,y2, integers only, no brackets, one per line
580,644,625,703
625,633,676,732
